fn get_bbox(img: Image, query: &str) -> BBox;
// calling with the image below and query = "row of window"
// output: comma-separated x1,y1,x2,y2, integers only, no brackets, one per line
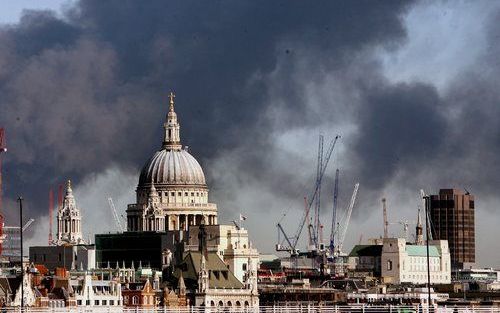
76,299,120,306
123,295,154,305
208,300,250,307
140,191,207,198
402,274,448,280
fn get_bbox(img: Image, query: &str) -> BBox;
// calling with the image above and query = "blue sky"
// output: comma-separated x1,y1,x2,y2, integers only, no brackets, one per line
0,0,70,24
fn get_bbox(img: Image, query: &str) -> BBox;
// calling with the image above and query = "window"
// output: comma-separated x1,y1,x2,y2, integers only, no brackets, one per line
387,260,393,271
102,300,107,305
95,300,100,305
171,192,175,196
110,300,114,305
132,296,138,305
86,300,90,306
185,192,188,196
77,300,82,305
242,263,247,271
178,192,181,196
191,192,194,196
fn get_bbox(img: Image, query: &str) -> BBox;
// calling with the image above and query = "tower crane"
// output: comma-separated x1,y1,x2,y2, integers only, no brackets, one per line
276,135,340,256
329,169,339,255
312,135,324,248
335,183,359,255
22,219,35,232
420,189,434,240
107,197,124,232
382,198,388,238
0,128,7,255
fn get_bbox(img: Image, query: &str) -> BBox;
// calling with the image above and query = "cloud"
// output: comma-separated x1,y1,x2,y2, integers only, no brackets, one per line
1,0,500,266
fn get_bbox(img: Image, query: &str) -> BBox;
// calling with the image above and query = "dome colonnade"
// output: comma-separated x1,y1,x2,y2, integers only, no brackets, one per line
126,92,218,232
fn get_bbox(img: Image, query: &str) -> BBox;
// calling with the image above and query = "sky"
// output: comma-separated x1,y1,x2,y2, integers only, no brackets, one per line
0,1,499,267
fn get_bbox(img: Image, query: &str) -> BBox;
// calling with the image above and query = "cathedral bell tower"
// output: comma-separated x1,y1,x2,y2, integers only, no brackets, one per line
163,91,182,151
56,180,86,245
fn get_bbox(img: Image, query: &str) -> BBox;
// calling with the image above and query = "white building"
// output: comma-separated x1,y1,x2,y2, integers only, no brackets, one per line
126,92,218,231
72,273,122,308
177,251,259,308
56,180,86,245
186,224,259,284
381,238,451,284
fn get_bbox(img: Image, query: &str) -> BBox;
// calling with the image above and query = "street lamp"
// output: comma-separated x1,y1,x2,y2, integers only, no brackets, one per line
17,196,24,311
423,195,432,312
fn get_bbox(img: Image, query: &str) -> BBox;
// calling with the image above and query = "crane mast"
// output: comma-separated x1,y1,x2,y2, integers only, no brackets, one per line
313,135,324,248
329,168,339,254
382,198,388,238
0,128,6,256
336,183,359,255
108,197,124,232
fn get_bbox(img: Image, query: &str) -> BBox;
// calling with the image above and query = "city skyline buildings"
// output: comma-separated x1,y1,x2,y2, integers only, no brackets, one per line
0,1,499,267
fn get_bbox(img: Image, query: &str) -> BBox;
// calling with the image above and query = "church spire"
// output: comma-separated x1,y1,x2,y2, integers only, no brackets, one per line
163,90,182,151
415,208,424,245
168,91,175,112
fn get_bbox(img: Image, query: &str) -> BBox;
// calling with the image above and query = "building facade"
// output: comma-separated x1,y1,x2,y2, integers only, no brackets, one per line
381,238,451,285
429,189,475,269
72,274,122,308
185,224,259,284
30,244,95,271
126,92,218,232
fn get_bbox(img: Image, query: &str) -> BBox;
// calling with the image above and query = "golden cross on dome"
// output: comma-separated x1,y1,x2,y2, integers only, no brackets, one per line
168,91,176,111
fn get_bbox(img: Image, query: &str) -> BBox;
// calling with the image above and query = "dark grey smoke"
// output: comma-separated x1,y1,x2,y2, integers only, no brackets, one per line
2,0,500,262
0,0,414,224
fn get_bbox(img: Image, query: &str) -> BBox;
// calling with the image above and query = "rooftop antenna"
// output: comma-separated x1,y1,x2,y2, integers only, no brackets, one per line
49,189,54,245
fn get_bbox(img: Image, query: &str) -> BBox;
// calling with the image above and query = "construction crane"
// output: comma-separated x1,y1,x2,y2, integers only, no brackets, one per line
313,135,324,248
335,183,359,255
382,197,416,240
0,128,6,256
22,219,35,232
107,197,124,232
329,169,339,254
276,135,340,256
382,198,388,238
420,189,434,240
0,128,6,213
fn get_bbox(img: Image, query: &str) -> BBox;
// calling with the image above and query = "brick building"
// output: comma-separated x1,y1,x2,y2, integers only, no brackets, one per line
429,189,475,269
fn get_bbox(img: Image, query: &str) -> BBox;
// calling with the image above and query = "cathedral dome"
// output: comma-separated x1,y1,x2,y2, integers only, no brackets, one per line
139,148,206,186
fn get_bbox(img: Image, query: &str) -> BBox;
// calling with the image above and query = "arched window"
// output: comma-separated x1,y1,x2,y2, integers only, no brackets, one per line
235,301,241,307
132,296,138,305
244,301,249,307
227,301,232,306
210,301,215,307
218,301,224,307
